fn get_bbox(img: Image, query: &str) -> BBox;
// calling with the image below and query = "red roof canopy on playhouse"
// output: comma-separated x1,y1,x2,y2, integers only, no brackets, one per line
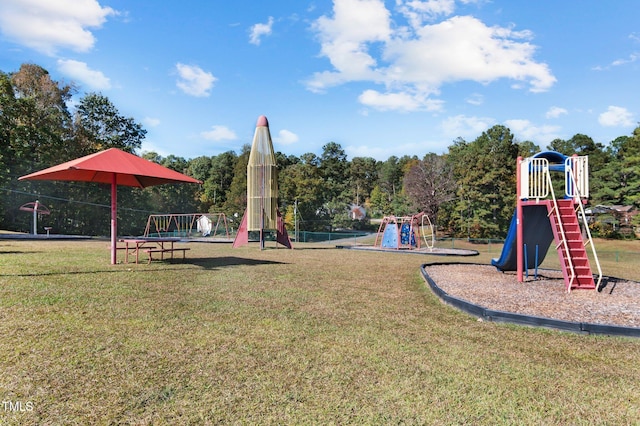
19,148,202,264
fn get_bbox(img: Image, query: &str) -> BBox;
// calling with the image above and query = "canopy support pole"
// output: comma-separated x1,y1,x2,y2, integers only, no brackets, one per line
111,173,117,265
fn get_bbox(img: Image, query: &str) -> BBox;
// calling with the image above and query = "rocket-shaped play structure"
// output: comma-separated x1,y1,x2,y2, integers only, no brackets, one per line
233,115,292,249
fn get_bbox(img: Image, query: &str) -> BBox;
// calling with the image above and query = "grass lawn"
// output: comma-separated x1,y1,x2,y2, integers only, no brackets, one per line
1,237,639,424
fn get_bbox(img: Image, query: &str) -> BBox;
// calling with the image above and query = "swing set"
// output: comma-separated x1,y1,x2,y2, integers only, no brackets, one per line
374,212,435,251
143,213,230,238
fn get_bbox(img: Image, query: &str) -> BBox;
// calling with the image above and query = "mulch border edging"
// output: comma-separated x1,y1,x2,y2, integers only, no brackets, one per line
336,245,479,256
420,262,640,338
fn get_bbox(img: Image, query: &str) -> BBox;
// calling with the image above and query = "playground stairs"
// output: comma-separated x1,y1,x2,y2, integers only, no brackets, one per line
546,199,596,291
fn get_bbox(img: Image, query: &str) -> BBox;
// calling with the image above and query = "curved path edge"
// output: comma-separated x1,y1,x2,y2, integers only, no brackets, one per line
336,245,479,256
420,262,640,339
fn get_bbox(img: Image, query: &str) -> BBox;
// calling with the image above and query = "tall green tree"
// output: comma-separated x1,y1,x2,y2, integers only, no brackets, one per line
448,125,518,238
318,142,350,229
319,142,349,203
224,144,251,222
279,153,325,231
1,64,75,232
74,92,146,153
547,133,607,173
197,151,238,211
592,126,640,207
517,140,540,157
3,65,74,171
0,72,16,192
377,155,401,202
188,155,213,209
348,156,378,207
368,185,390,217
613,127,640,207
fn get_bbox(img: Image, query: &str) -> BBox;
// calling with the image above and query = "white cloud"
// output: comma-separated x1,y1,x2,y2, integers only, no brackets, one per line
307,1,555,112
273,129,299,145
57,59,111,90
611,53,639,67
385,16,554,92
397,0,456,28
593,51,639,71
345,144,392,160
140,141,170,158
598,106,635,127
0,0,117,55
441,114,496,140
346,140,437,160
143,117,161,127
175,63,217,97
465,93,483,106
358,89,443,112
200,125,237,141
504,119,561,143
249,16,274,45
545,106,568,119
307,0,392,92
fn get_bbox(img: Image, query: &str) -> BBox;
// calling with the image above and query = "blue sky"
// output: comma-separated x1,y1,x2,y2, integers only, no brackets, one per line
0,0,638,161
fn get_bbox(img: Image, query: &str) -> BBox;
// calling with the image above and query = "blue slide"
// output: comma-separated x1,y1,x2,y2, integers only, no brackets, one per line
491,205,555,271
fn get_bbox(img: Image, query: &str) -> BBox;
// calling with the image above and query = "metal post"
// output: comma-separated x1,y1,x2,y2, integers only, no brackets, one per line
534,244,539,280
33,200,39,235
111,174,117,265
294,199,298,243
524,243,528,279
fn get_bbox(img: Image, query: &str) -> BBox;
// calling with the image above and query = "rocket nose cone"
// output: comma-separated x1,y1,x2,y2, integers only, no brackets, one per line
256,115,269,127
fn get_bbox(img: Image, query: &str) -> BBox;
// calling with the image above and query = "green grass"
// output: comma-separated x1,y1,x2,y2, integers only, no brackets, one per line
0,238,639,424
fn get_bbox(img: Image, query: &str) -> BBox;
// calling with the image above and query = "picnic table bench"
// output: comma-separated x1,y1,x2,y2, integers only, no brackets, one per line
119,238,190,264
143,246,190,264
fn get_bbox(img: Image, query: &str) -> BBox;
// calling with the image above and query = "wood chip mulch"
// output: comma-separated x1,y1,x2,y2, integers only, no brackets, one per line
423,264,640,328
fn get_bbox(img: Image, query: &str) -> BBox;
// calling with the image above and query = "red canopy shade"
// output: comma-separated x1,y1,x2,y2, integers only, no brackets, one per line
19,148,202,263
19,148,201,187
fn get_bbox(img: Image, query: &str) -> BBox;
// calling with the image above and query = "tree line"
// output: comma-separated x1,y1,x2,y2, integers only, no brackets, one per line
2,63,639,239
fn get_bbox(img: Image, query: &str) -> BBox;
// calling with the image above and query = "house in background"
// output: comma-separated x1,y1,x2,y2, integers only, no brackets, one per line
585,204,638,237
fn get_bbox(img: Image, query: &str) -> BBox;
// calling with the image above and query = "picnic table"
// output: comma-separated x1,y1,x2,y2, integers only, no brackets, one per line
119,237,190,264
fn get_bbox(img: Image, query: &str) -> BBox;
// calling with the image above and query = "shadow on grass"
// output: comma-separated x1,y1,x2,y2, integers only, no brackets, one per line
0,256,286,277
185,256,287,269
0,250,41,255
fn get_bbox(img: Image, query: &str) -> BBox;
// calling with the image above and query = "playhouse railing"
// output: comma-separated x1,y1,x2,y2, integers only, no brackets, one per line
565,155,589,198
565,157,602,290
520,157,550,200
